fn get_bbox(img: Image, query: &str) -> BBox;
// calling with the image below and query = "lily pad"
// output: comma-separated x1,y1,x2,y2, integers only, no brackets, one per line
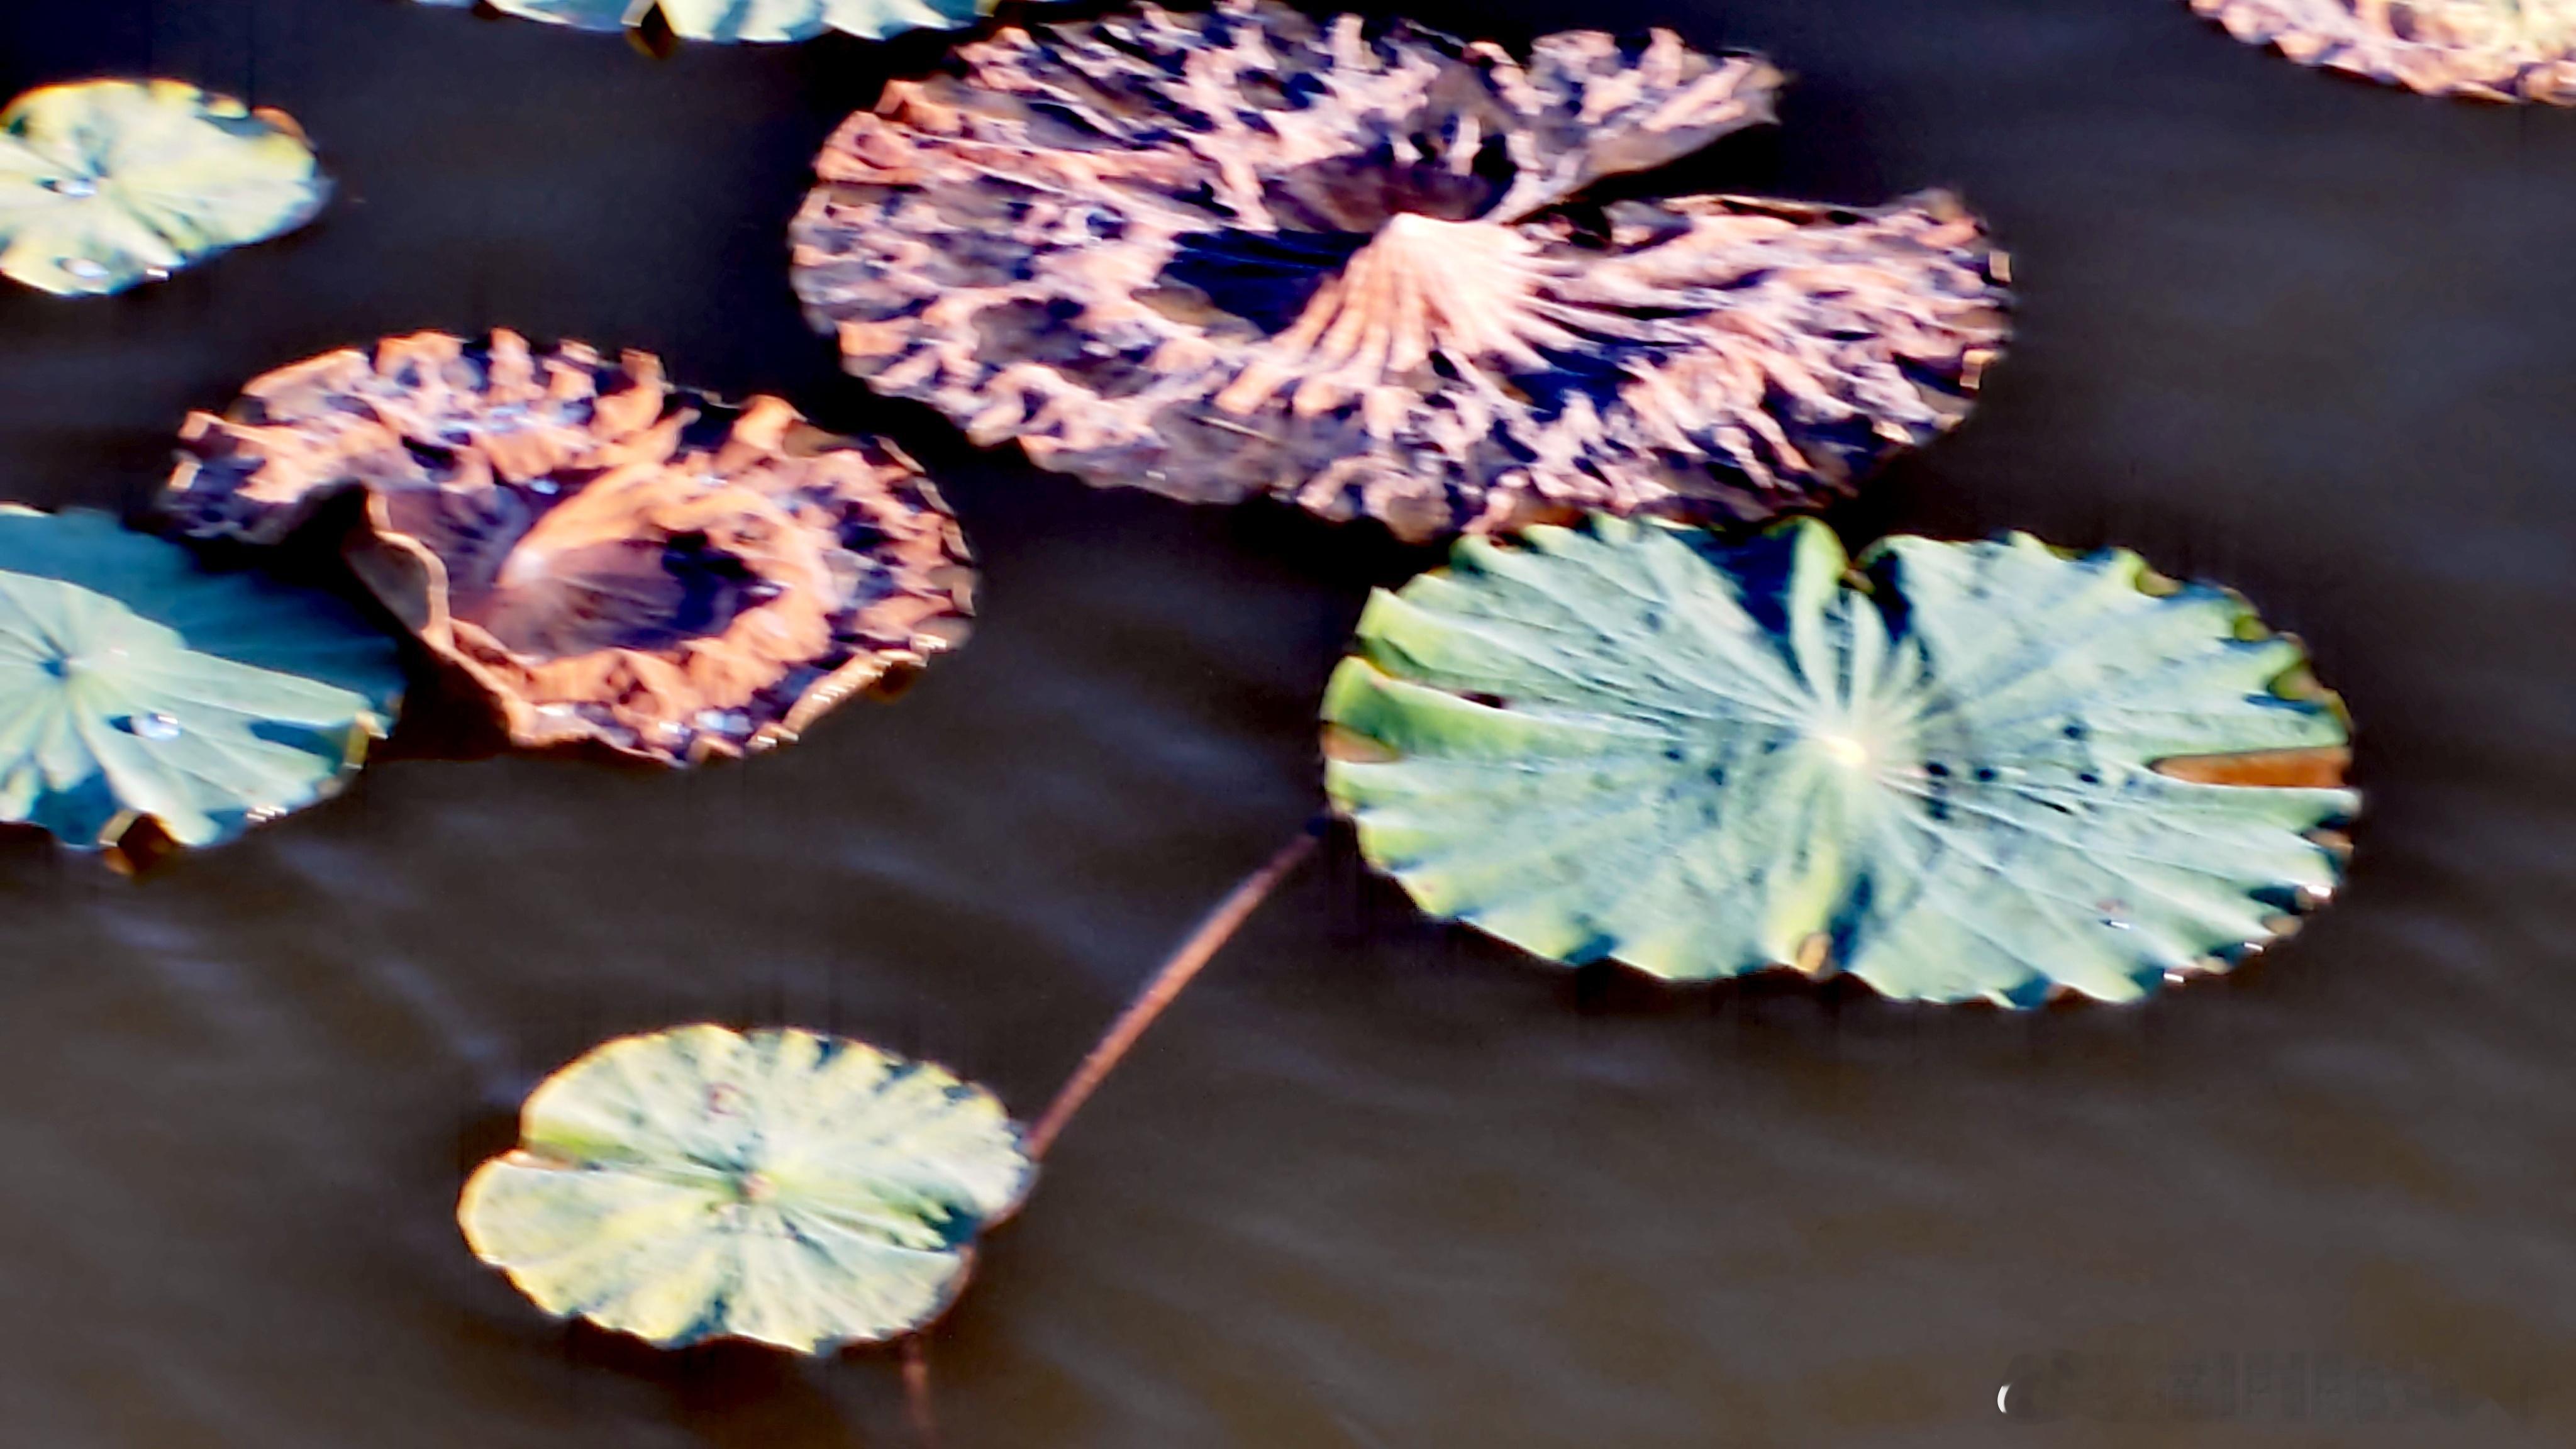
1319,515,2357,1006
0,508,400,858
421,0,989,43
162,330,975,766
2193,0,2576,104
792,1,2009,541
459,1024,1033,1353
0,80,328,297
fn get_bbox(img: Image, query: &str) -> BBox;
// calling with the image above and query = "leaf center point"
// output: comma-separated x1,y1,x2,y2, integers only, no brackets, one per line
1811,731,1871,769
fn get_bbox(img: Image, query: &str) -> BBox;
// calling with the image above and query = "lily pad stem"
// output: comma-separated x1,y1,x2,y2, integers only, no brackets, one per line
1028,820,1323,1157
902,1337,938,1446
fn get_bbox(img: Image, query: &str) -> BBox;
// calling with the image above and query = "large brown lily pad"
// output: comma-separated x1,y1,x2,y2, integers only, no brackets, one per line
2192,1,2576,103
790,1,2011,542
162,331,974,765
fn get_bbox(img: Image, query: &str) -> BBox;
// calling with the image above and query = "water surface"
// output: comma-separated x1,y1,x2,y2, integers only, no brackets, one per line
0,2,2571,1445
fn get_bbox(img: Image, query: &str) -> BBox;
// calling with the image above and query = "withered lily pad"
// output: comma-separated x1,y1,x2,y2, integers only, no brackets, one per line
0,80,328,297
460,1024,1033,1353
2193,0,2576,103
420,0,989,43
1319,515,2357,1006
162,330,975,766
791,0,2010,542
0,508,399,858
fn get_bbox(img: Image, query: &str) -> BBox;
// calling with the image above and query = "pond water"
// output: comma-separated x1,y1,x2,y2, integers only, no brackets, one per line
1,1,2572,1445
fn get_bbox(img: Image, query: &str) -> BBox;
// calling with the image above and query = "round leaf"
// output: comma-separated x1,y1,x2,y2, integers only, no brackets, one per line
459,1025,1034,1353
162,330,975,766
1320,515,2357,1006
0,508,401,855
0,80,328,297
792,3,2009,541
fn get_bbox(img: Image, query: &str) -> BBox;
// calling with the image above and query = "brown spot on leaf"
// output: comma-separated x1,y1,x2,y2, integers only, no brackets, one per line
1792,931,1834,978
1320,723,1400,765
2151,745,2351,789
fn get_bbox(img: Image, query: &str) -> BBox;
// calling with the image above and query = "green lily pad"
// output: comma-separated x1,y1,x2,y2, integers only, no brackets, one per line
459,1024,1034,1352
0,508,401,857
1319,515,2357,1006
0,80,328,297
421,0,988,43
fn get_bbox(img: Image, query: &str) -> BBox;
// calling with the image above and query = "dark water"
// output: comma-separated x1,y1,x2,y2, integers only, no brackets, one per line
2,1,2572,1445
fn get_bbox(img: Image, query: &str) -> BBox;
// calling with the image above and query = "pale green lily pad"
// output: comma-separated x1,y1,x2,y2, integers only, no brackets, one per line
0,80,329,297
1320,515,2357,1006
420,0,987,43
459,1024,1033,1352
0,508,401,857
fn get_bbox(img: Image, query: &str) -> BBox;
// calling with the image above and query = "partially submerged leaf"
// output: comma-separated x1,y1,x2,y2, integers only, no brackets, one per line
418,0,991,43
162,330,974,766
2192,0,2576,103
459,1024,1033,1353
1319,515,2357,1006
0,80,328,297
792,1,2010,541
0,508,399,857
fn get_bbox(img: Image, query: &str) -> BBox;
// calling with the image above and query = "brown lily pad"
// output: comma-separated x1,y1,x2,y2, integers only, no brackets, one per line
790,1,2011,543
162,331,974,765
2192,0,2576,104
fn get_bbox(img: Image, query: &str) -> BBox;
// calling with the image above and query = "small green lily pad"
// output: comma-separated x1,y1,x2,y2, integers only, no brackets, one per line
421,0,988,43
0,508,397,857
0,80,328,297
459,1024,1033,1353
1320,515,2357,1006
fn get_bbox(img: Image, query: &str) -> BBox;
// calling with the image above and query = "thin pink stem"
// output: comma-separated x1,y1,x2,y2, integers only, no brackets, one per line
1028,825,1321,1158
901,1337,938,1447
